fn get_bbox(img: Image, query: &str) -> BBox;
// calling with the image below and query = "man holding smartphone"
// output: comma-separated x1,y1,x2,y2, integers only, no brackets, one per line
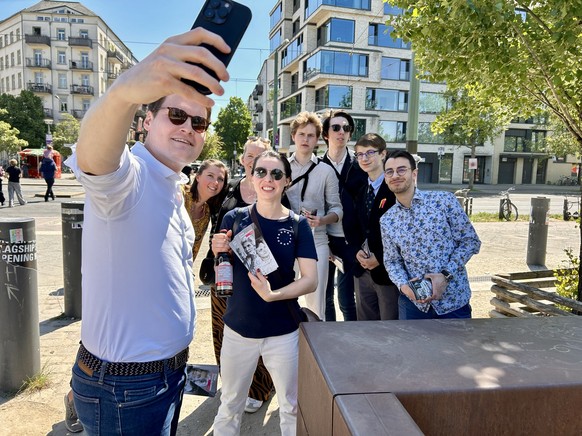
65,28,230,435
380,150,481,320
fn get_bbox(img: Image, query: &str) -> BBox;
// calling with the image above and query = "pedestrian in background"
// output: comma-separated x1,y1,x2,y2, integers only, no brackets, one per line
0,164,5,206
39,157,57,202
5,159,26,207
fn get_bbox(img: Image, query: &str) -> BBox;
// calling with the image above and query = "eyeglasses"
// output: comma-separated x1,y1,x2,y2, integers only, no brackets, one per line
330,124,353,133
384,166,411,178
355,149,380,160
247,136,271,144
253,167,286,181
161,107,210,133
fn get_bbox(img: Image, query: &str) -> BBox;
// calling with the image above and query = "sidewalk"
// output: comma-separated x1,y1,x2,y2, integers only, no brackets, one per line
0,186,580,435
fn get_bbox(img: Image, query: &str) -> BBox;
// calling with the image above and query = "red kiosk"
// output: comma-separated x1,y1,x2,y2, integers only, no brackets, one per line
18,148,62,179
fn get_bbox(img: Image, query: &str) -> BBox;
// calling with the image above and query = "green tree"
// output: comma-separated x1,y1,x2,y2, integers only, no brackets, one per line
213,97,252,158
198,131,225,161
0,90,46,148
432,85,509,189
52,113,80,159
0,109,28,155
387,0,582,299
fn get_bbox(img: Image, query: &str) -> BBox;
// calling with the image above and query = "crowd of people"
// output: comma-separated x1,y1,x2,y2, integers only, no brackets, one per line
57,24,481,436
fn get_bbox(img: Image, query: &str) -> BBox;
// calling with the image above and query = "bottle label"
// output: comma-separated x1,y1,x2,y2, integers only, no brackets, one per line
216,262,233,288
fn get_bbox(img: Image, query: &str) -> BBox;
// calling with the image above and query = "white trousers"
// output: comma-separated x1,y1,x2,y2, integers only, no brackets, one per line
213,325,299,436
302,232,329,320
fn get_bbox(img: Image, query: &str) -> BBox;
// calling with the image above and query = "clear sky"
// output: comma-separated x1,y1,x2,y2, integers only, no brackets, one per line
1,0,272,116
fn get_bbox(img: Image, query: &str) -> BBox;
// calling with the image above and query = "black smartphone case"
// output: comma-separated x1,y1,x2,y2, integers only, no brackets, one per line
182,0,252,95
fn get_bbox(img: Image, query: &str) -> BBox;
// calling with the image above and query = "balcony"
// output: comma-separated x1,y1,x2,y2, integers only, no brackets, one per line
107,49,124,63
255,103,263,113
107,70,119,80
25,34,51,46
26,57,51,68
70,60,93,70
70,84,94,95
72,109,87,119
68,37,93,48
27,82,52,93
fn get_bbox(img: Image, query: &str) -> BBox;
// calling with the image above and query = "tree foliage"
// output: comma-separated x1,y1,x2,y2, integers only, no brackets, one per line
432,85,510,188
213,97,252,158
387,0,582,149
0,109,28,155
0,91,46,148
199,131,225,161
52,113,80,158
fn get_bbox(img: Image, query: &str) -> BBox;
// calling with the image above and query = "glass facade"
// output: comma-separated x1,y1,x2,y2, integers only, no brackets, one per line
315,85,352,111
270,29,282,53
305,0,371,19
281,35,303,68
317,18,355,45
281,94,302,119
419,92,447,114
304,50,368,81
381,57,410,81
270,3,282,30
418,122,446,144
366,88,408,111
379,120,406,142
368,24,410,49
353,118,366,141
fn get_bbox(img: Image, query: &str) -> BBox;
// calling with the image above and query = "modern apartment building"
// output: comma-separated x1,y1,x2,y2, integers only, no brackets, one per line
250,0,576,185
0,1,137,125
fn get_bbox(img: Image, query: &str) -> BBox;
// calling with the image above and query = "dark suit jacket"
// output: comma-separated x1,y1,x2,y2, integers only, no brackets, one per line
348,182,396,285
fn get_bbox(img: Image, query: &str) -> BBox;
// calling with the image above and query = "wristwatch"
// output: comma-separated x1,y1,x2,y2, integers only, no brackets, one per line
441,269,453,282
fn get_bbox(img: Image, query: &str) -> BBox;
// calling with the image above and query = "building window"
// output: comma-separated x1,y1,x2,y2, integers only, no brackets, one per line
81,52,89,69
281,35,303,68
270,3,282,30
291,72,299,93
304,50,368,81
379,120,406,142
366,88,408,111
82,99,91,111
384,4,404,15
315,85,352,111
80,29,89,38
57,29,66,40
317,18,355,46
81,74,90,86
10,31,14,43
17,50,21,65
58,51,66,64
306,0,371,19
281,94,302,119
504,129,526,152
381,57,409,81
33,49,42,66
35,72,43,84
293,0,300,13
419,92,447,114
12,74,16,90
353,118,367,140
418,122,446,144
368,24,410,49
58,73,67,89
270,29,282,53
293,19,300,37
18,72,22,89
16,29,20,41
10,52,15,67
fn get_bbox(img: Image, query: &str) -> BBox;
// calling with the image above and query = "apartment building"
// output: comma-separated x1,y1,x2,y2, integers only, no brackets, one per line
0,0,137,125
250,0,575,185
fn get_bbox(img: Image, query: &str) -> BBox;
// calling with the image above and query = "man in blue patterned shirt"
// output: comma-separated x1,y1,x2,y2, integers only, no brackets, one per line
380,150,481,320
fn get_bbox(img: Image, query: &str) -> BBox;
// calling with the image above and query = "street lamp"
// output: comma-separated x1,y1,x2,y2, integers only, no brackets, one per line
272,38,289,151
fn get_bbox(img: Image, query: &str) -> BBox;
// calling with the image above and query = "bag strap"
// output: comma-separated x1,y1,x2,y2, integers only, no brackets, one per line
289,160,319,202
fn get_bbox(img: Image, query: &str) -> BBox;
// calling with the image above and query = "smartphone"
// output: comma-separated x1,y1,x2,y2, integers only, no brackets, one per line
182,0,252,95
408,278,433,301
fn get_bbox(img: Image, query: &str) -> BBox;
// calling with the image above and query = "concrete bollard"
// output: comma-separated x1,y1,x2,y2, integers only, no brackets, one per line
61,202,84,318
526,197,550,266
0,218,40,392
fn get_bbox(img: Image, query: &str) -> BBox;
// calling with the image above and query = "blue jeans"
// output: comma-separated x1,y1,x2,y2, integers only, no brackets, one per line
72,359,186,435
325,236,357,321
398,295,472,320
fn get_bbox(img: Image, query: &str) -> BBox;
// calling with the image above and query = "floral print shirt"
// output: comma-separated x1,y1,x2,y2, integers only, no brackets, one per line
380,189,481,315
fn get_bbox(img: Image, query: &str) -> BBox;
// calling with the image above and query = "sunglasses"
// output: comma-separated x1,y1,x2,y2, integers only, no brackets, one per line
330,124,353,133
253,167,286,181
162,107,210,133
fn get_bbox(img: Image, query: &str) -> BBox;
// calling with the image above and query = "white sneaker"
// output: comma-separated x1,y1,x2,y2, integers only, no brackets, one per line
244,397,263,413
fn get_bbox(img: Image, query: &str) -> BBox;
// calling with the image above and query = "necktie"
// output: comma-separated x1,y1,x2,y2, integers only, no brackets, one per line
366,184,375,215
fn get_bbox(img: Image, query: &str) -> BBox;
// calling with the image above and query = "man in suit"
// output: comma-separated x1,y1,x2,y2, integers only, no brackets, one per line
347,133,398,320
320,110,367,321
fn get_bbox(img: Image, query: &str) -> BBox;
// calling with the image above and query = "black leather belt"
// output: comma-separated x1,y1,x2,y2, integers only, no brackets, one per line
78,343,189,376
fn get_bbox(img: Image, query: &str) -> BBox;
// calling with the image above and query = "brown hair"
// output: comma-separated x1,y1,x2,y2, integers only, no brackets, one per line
190,159,229,212
290,111,322,138
355,133,386,153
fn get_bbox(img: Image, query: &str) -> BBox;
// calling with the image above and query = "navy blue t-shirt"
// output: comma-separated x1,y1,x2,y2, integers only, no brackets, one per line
221,207,317,338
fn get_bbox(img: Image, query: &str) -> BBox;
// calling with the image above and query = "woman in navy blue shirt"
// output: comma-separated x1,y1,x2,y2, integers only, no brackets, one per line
212,151,318,435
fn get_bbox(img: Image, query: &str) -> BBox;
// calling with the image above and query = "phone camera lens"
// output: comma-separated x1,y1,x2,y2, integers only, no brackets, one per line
209,0,221,8
217,6,229,18
203,8,215,19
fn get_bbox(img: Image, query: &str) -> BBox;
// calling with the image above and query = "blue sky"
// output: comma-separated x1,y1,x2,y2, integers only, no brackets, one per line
2,0,272,115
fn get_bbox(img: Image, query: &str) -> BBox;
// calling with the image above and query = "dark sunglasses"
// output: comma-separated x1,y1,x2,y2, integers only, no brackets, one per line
253,167,286,181
330,124,353,133
162,107,210,133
